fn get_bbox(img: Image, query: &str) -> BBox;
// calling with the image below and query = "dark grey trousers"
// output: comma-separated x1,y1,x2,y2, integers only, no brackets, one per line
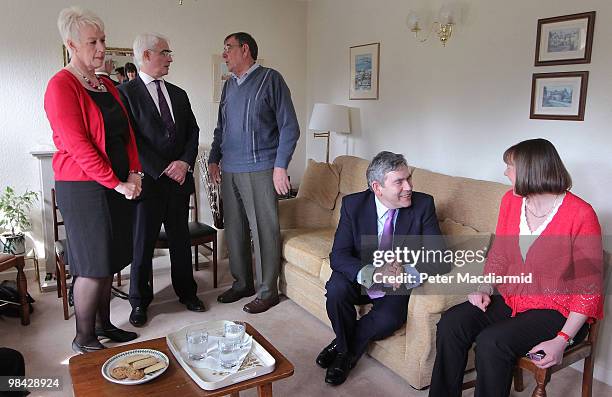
221,169,280,300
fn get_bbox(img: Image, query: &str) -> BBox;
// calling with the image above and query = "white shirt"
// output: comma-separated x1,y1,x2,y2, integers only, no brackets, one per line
139,71,175,122
233,63,260,86
518,193,565,260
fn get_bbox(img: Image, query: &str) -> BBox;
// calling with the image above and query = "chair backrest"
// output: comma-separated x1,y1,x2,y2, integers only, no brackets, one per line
189,191,199,223
51,188,64,242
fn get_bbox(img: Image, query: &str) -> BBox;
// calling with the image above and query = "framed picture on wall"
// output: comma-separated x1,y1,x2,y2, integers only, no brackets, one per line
530,71,589,121
534,11,595,66
349,43,379,100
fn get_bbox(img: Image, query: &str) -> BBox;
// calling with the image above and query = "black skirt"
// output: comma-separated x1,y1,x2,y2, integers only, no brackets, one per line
55,181,134,277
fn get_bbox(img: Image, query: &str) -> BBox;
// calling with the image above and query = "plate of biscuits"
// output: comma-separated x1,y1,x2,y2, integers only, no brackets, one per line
101,348,169,385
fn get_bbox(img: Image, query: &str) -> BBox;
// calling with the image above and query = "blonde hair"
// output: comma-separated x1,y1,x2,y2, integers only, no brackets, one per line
57,6,104,54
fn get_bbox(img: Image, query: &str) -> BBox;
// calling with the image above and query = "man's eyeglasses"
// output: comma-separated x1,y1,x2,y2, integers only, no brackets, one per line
149,49,173,58
223,44,243,53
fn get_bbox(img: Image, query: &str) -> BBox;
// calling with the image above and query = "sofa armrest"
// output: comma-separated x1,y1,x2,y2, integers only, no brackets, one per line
279,197,333,229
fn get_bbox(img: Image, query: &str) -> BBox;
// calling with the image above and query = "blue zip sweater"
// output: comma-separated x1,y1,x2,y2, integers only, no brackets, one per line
209,66,300,173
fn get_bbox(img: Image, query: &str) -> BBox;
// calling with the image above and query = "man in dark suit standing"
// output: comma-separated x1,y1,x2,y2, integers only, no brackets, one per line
316,151,449,386
119,32,205,327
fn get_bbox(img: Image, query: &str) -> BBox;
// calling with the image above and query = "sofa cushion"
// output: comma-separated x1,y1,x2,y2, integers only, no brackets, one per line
281,228,335,277
297,159,340,210
319,257,333,284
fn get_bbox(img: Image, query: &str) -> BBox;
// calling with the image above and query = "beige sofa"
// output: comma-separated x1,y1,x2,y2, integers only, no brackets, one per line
278,155,510,389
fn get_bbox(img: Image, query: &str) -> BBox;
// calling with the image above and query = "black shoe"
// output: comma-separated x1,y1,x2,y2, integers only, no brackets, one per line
129,306,147,327
95,326,138,343
325,352,353,386
217,288,256,304
71,339,106,354
316,340,338,368
179,297,206,312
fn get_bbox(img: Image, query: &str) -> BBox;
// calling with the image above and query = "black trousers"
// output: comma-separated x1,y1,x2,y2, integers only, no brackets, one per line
429,295,588,397
325,271,409,361
129,186,197,308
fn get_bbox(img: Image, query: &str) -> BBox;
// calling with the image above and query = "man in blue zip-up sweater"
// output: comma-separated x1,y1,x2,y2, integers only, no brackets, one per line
209,32,300,314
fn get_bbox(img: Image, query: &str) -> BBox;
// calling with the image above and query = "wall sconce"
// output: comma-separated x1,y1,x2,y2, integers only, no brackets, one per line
408,4,457,46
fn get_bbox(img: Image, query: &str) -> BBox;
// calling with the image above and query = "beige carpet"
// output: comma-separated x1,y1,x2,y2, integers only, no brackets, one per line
2,254,611,397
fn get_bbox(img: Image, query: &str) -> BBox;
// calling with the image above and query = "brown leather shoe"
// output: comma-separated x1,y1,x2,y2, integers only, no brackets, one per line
243,295,280,314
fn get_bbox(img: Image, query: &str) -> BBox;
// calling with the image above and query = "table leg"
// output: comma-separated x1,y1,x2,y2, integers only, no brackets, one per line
229,392,239,397
15,257,30,325
257,383,272,397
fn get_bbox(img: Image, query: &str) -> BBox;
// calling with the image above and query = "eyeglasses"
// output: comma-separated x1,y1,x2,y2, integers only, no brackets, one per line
148,49,173,58
223,44,243,53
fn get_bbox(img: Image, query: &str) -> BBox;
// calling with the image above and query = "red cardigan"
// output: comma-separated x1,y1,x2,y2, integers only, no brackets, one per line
44,69,141,189
484,190,604,320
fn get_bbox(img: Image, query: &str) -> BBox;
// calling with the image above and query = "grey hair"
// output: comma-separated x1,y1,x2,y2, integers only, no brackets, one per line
57,7,104,55
133,32,169,67
366,151,409,189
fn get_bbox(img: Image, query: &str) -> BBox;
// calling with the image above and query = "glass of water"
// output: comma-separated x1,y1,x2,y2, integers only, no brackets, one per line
218,337,240,369
224,322,245,344
186,329,208,361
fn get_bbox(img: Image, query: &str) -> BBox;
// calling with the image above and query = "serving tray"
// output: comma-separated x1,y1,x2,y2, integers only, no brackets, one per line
166,320,275,390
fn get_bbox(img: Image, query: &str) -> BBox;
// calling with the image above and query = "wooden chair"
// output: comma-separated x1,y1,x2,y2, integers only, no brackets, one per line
0,253,29,325
463,251,610,397
52,188,122,320
155,190,218,288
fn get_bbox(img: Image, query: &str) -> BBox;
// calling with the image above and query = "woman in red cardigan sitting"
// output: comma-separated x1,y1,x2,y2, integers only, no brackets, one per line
429,138,604,397
44,7,143,353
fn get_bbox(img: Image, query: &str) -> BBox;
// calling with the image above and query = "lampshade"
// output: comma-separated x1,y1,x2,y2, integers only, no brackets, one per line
308,103,351,134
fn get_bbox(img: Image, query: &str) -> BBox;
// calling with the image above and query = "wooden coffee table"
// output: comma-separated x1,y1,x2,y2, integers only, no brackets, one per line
69,322,294,396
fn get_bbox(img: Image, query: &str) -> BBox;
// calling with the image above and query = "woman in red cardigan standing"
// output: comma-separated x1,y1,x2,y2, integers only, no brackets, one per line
429,138,604,397
44,7,143,353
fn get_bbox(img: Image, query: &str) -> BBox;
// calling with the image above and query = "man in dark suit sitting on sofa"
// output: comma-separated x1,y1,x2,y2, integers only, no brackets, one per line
317,151,449,386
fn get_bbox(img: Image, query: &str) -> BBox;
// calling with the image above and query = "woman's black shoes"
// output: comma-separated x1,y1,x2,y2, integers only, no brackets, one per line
95,327,138,343
71,339,106,354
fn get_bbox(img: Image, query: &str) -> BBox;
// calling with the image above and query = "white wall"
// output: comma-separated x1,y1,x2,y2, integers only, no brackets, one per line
306,0,612,385
0,0,307,258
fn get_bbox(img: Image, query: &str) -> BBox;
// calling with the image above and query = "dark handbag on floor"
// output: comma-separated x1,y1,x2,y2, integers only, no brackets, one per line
0,280,34,317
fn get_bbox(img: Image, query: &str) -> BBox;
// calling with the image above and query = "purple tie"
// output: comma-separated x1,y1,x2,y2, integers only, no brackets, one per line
368,208,397,299
154,80,175,140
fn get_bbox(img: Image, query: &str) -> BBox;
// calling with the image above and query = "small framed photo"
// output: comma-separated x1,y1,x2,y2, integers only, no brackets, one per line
530,71,589,121
534,11,595,66
211,54,232,103
349,43,380,100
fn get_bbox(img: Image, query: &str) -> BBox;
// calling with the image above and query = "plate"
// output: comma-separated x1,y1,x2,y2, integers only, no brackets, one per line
101,348,169,385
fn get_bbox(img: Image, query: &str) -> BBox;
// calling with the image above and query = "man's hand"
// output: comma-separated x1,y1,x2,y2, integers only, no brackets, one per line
104,59,114,75
528,336,567,368
468,291,491,312
114,181,141,200
208,163,221,186
164,160,189,185
374,262,403,291
127,172,142,191
273,167,291,195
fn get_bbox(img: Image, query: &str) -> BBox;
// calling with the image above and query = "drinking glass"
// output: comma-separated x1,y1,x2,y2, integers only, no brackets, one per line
186,329,208,360
224,322,245,345
218,338,240,369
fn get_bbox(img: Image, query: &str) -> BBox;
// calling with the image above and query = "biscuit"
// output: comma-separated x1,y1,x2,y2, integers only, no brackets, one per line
110,366,128,380
132,357,159,370
121,354,151,364
126,367,145,380
143,362,167,374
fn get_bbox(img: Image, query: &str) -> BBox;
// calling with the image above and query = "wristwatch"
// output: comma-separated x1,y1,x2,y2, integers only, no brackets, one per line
557,331,574,345
129,170,145,179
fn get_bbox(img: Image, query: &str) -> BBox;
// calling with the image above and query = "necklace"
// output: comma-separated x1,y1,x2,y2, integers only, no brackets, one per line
71,66,106,91
526,194,559,218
